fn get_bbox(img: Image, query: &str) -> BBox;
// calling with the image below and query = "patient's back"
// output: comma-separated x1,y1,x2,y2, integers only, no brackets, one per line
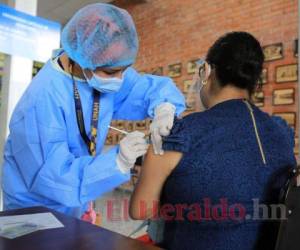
160,99,296,250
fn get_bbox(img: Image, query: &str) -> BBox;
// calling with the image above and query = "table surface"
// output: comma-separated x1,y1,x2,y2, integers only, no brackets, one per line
0,206,161,250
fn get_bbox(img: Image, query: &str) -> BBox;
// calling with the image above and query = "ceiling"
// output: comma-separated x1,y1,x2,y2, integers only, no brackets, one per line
0,0,114,25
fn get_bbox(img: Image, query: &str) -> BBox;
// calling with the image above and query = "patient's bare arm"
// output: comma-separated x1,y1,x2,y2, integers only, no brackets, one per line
129,145,182,220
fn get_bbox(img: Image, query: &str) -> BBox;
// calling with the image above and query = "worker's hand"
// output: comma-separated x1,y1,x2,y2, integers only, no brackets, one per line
150,102,176,155
116,131,149,173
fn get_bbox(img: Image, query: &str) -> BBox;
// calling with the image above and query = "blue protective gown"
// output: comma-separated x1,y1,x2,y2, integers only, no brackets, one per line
2,55,185,217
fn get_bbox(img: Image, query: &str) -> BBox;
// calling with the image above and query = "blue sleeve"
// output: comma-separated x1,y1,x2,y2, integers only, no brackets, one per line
162,118,191,153
9,89,130,207
112,67,186,120
271,115,295,148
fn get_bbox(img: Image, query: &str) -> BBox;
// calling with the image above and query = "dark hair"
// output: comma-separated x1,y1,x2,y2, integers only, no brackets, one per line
206,31,264,94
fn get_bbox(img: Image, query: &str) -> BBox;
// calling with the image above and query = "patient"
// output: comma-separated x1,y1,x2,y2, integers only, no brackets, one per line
130,32,296,250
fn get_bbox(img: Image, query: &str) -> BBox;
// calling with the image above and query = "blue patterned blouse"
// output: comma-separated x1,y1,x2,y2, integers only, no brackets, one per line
160,99,296,250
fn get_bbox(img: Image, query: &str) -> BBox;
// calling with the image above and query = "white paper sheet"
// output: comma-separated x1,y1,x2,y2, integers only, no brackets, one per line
0,212,64,231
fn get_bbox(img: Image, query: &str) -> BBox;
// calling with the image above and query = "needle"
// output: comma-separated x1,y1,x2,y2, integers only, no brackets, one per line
108,125,129,135
108,125,151,144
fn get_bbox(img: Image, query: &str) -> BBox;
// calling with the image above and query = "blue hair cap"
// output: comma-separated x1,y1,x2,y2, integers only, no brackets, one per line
61,3,139,70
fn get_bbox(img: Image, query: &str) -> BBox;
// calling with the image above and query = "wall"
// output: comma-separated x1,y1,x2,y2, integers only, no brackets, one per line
112,0,299,156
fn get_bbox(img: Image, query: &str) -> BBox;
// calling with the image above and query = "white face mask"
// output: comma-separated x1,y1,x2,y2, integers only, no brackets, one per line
84,71,123,93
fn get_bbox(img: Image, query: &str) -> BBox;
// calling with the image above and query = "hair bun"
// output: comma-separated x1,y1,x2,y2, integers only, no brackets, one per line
235,61,261,88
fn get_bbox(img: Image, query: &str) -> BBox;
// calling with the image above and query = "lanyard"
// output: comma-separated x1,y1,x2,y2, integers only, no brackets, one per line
71,72,100,156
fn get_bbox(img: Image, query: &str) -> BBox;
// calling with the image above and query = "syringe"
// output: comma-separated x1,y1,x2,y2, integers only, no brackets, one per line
108,125,129,135
108,125,151,144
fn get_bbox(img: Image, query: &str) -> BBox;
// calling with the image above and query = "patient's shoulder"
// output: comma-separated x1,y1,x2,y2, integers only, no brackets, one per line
162,112,206,153
170,113,201,134
175,112,208,131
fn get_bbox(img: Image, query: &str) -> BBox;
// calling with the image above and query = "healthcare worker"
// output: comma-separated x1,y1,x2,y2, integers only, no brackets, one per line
1,3,185,218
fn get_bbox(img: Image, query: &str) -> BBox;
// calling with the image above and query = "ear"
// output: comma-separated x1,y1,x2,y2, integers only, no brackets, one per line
204,62,212,80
